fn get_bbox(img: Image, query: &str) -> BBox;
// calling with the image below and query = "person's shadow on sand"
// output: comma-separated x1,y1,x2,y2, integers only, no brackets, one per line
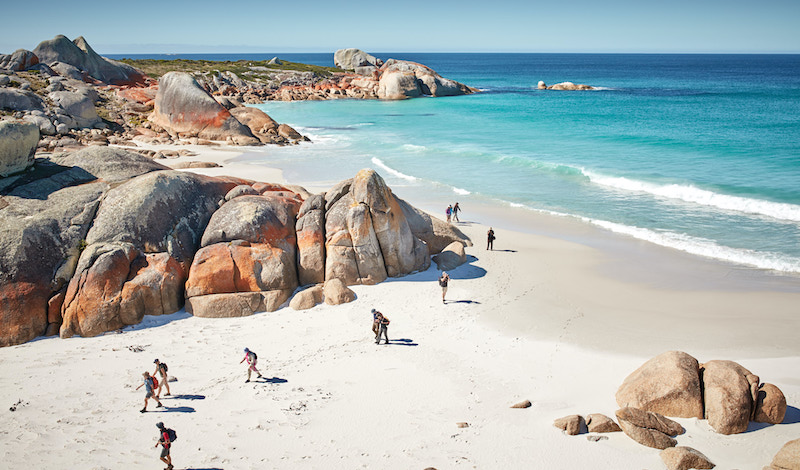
444,300,481,305
257,377,288,384
160,405,196,413
386,338,418,346
166,394,205,400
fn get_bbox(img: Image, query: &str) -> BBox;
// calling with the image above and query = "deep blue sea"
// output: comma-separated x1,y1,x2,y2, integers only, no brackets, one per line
112,53,800,274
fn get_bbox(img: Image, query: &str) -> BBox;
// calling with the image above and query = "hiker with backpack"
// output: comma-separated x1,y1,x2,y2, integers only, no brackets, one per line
153,359,171,398
136,371,163,413
375,311,390,345
155,421,176,470
240,347,263,383
438,271,450,304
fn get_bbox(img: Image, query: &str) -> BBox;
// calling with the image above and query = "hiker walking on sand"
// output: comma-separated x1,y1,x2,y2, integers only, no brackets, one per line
452,202,461,222
371,308,381,341
153,359,171,398
446,204,452,223
136,371,163,413
240,347,263,383
487,227,495,250
375,311,390,345
439,271,450,304
155,421,175,470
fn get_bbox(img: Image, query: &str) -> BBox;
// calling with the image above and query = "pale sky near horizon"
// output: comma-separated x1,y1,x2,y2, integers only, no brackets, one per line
2,0,798,54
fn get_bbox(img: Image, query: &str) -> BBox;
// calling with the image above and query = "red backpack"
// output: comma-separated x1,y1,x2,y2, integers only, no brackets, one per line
150,376,159,388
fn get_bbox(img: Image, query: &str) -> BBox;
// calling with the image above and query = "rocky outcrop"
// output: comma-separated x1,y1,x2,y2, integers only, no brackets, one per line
539,81,595,91
0,50,39,71
0,147,167,346
32,35,145,85
48,90,100,128
0,88,45,112
377,59,475,100
615,351,704,419
765,438,800,470
334,48,383,72
660,447,715,470
616,407,682,449
0,121,39,177
150,72,259,145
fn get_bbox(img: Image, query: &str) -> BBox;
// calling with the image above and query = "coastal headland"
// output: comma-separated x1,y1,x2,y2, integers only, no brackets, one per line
1,35,799,470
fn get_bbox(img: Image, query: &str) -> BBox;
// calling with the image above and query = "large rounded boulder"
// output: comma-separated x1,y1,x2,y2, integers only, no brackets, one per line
615,351,704,419
150,72,259,145
0,120,39,177
33,34,144,85
701,360,758,434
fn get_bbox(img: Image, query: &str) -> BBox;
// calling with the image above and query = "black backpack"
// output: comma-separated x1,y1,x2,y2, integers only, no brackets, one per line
166,428,177,442
250,352,257,361
161,362,168,373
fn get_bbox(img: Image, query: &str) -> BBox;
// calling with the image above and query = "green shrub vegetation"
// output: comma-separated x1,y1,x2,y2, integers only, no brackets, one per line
118,58,340,80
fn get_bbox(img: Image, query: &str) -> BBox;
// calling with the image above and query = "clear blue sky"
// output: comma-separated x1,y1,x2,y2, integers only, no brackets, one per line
2,0,798,54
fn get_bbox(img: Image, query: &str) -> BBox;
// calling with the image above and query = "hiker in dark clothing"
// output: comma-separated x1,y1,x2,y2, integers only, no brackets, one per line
153,359,171,398
375,312,390,345
155,421,174,470
452,202,461,222
136,371,163,413
487,227,495,250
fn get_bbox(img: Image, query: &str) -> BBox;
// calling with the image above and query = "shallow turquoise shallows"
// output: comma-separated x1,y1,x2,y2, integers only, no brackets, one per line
114,52,800,273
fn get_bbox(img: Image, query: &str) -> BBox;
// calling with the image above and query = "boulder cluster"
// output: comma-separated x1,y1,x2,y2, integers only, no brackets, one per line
273,49,478,101
537,81,595,91
0,138,471,346
553,351,792,469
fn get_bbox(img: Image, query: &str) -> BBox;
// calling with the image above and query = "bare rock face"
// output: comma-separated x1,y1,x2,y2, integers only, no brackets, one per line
396,196,472,253
296,194,326,286
377,59,475,100
229,107,280,143
289,285,324,310
754,383,787,424
765,438,800,470
200,195,297,248
33,35,144,85
48,90,100,128
553,415,585,435
351,169,429,276
432,241,467,271
323,278,355,305
0,120,39,177
150,72,259,145
547,81,595,91
0,147,166,346
586,413,621,433
0,88,46,113
616,351,704,419
334,48,383,71
660,446,715,470
616,407,682,449
701,360,756,435
0,49,39,71
224,185,259,200
60,244,184,338
185,290,292,318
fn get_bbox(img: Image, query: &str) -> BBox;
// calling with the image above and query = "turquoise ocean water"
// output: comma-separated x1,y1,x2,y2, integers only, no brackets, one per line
116,53,800,274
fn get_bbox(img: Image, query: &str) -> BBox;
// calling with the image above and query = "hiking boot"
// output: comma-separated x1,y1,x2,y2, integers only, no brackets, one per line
156,402,163,408
257,375,263,379
165,393,171,396
245,379,250,383
140,408,146,413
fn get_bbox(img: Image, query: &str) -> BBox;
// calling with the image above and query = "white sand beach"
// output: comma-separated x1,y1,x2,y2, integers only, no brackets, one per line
1,143,798,469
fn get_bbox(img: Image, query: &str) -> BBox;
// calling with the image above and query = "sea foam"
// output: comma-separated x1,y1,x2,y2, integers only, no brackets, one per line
370,157,418,182
584,170,800,223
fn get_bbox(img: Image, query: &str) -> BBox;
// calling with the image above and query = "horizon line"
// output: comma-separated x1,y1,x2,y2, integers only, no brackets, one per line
101,50,800,56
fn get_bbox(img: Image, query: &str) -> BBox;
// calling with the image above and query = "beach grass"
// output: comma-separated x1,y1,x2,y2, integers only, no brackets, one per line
118,58,340,80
